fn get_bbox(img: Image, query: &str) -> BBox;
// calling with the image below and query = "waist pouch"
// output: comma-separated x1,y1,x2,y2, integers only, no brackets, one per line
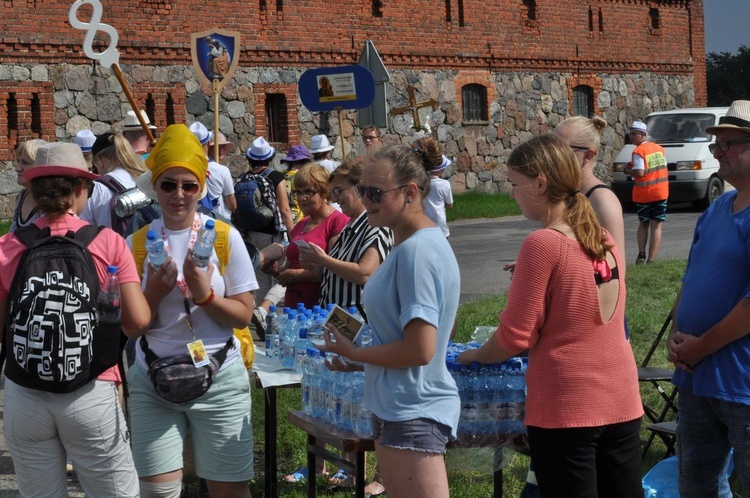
140,336,233,404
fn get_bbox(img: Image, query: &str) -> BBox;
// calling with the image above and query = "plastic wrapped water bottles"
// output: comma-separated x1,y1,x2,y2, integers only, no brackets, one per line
145,230,168,269
280,310,298,369
192,219,216,268
98,265,121,323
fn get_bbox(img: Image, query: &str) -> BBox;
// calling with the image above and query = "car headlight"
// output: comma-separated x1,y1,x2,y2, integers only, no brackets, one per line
613,162,628,172
675,161,701,170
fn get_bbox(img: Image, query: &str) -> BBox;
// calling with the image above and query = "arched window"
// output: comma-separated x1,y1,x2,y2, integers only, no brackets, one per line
572,85,594,117
462,84,488,122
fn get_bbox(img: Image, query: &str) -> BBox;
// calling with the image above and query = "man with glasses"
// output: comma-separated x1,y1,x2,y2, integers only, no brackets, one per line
667,99,750,496
623,120,668,264
362,125,383,152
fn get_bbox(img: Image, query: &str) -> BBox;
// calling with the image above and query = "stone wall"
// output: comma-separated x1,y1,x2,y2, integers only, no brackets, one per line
0,62,696,220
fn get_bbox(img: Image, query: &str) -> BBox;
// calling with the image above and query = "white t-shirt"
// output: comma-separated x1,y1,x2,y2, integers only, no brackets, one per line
127,214,259,370
315,158,339,174
80,168,137,229
206,160,235,221
424,177,453,237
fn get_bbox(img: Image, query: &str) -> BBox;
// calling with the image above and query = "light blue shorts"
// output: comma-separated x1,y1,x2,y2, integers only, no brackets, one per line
127,359,254,481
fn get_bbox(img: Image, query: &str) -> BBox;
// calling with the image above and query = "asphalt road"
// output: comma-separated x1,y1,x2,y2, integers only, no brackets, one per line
450,203,703,303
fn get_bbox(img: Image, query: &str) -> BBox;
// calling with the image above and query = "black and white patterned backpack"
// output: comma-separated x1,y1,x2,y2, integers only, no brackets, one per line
4,224,121,392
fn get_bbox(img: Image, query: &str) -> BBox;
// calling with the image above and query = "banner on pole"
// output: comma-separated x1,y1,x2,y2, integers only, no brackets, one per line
191,28,241,91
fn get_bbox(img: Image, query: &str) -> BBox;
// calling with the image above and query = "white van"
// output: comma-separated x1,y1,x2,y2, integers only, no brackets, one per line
611,107,729,209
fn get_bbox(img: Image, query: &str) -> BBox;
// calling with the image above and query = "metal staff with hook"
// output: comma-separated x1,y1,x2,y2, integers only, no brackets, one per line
69,0,156,146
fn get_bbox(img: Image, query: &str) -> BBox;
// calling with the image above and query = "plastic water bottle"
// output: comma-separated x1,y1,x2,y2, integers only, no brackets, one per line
192,219,216,268
98,265,121,323
145,230,168,269
295,319,311,371
281,310,298,369
308,316,327,348
265,305,280,359
351,372,373,437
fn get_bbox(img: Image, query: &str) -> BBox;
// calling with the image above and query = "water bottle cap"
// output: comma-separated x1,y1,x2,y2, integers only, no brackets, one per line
269,305,276,312
107,265,118,273
146,230,157,240
204,219,215,229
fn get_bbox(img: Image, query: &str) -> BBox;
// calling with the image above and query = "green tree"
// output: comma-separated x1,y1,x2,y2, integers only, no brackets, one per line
706,44,750,106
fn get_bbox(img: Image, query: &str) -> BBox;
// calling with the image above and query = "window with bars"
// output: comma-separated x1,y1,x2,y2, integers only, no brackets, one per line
572,85,594,117
265,93,288,143
650,8,660,30
462,84,488,122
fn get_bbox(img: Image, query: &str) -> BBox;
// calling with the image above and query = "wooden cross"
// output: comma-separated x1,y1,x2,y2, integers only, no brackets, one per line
390,86,437,130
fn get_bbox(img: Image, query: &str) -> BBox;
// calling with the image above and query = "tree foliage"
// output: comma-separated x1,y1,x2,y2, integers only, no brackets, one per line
706,45,750,106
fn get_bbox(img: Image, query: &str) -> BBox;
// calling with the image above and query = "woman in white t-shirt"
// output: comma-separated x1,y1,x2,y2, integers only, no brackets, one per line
125,124,258,498
81,132,148,232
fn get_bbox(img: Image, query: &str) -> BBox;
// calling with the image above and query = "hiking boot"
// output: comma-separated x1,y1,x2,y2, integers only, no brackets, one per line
636,253,647,265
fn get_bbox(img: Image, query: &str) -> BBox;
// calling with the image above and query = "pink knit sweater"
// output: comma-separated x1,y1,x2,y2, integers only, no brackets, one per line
497,229,643,429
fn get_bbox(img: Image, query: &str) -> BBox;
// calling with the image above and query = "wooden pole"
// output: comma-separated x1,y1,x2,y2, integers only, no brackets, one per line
112,64,156,146
336,107,346,161
213,79,220,163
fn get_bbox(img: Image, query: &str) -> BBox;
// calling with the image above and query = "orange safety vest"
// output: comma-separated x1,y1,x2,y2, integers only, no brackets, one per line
632,141,669,203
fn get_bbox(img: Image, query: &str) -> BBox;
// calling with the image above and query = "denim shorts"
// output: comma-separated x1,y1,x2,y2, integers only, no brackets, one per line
636,200,667,222
372,416,451,454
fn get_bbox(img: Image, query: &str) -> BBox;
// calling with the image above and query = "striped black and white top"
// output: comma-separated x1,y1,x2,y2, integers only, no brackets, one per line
319,211,393,321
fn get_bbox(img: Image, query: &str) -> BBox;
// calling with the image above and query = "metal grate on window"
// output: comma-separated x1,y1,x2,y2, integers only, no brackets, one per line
572,85,593,117
265,94,288,143
462,84,487,122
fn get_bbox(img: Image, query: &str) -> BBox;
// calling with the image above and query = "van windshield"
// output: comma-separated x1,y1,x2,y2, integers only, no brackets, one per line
645,113,715,143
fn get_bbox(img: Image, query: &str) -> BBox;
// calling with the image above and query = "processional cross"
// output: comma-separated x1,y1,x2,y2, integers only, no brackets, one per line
390,86,437,130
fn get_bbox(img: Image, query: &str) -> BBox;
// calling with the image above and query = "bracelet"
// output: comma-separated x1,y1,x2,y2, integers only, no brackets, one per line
351,345,359,362
193,288,215,307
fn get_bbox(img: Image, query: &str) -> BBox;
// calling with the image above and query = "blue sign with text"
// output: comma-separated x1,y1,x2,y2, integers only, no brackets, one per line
299,65,375,112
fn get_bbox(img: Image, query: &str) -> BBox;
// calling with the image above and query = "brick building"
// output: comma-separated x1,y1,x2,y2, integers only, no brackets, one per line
0,0,706,216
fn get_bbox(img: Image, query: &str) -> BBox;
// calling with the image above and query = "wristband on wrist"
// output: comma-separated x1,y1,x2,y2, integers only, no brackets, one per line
193,288,215,307
352,345,359,362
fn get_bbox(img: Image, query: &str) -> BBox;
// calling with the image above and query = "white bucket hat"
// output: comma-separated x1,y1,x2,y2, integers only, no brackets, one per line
630,121,648,134
310,134,334,153
122,110,157,131
189,122,214,146
74,129,96,152
245,137,275,161
433,154,451,172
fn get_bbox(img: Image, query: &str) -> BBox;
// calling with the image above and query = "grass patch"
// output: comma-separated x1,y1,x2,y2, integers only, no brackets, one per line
249,258,688,497
447,192,521,222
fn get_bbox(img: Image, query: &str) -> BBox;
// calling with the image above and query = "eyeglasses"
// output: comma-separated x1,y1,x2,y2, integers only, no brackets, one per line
158,180,201,195
292,188,318,198
331,185,353,198
708,138,750,154
569,145,590,152
363,135,380,142
355,184,407,204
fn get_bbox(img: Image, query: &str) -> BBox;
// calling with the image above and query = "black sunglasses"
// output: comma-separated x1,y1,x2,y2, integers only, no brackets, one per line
355,184,407,204
158,180,201,195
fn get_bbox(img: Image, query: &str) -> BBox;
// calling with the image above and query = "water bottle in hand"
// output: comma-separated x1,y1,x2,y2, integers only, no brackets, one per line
145,230,168,269
192,219,216,268
98,265,121,323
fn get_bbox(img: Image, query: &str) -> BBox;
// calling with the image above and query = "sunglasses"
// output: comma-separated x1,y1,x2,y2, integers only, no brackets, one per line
291,188,318,198
355,184,407,204
158,180,201,195
331,185,354,198
569,145,590,152
708,138,750,154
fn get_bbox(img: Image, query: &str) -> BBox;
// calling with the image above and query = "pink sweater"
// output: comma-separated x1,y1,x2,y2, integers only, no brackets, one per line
497,229,643,429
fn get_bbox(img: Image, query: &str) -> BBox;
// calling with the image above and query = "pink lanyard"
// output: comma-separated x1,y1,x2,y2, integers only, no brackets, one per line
159,215,202,298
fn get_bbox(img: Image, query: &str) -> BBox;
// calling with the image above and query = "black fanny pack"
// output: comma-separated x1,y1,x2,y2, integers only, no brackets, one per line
140,336,234,404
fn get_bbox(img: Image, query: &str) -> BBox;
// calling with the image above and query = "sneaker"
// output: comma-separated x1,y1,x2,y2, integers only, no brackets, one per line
636,253,647,265
251,307,267,341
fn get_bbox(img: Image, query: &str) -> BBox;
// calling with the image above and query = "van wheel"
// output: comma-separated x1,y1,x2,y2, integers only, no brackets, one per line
694,177,724,210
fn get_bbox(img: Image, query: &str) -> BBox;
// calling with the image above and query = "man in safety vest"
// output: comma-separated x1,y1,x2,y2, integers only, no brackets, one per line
624,120,668,264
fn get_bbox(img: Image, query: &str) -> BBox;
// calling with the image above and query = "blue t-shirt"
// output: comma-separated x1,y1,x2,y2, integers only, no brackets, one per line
362,227,461,438
673,191,750,404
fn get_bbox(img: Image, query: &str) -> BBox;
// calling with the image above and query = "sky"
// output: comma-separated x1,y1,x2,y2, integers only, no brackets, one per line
704,1,750,54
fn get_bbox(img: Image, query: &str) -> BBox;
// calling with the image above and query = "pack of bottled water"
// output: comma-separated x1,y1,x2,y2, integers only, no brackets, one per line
446,342,527,444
